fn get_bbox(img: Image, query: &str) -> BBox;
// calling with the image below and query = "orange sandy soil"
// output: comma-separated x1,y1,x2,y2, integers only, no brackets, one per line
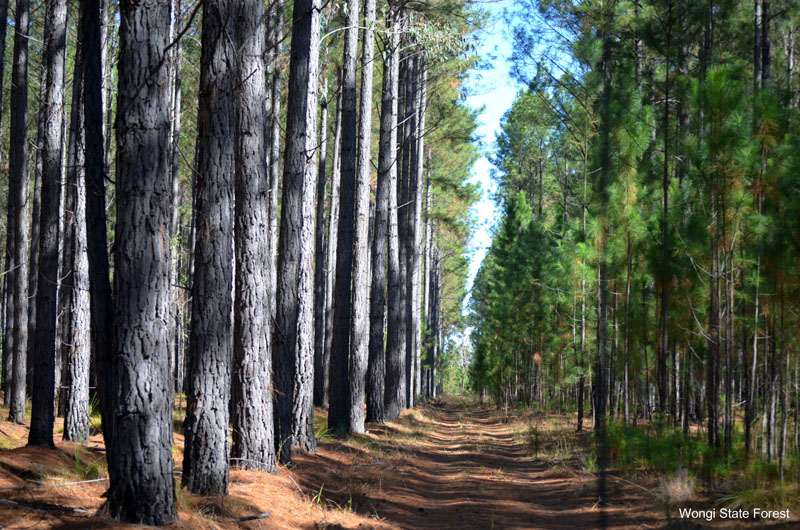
0,396,796,529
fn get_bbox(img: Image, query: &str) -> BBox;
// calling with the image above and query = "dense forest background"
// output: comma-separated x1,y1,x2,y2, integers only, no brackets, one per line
470,0,800,498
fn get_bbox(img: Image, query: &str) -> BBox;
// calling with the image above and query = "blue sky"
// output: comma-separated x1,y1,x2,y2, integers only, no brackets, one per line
464,0,519,306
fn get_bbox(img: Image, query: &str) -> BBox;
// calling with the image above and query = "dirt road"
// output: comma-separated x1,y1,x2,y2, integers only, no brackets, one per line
293,398,664,529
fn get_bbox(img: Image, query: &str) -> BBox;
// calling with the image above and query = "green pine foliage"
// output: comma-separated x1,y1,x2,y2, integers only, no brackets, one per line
469,0,800,497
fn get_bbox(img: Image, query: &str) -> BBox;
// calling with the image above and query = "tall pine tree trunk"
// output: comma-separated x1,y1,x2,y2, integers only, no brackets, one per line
594,14,615,508
7,0,31,424
322,84,343,409
348,0,377,433
184,0,236,495
82,0,114,449
105,0,177,522
231,0,276,473
0,0,9,409
410,61,426,400
383,9,404,421
328,0,360,433
61,15,90,443
657,1,673,415
2,203,15,407
267,0,283,324
273,0,321,461
27,68,45,398
400,49,415,409
367,31,399,424
313,77,330,407
29,0,68,448
63,152,91,442
167,0,183,395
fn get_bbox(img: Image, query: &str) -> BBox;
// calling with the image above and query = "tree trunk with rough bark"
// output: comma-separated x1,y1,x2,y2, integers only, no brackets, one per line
313,77,329,407
367,32,398,425
82,0,114,452
398,40,412,409
273,0,321,462
0,0,9,408
322,84,343,409
383,11,405,421
594,22,614,508
27,68,44,398
29,0,68,449
105,0,177,522
184,0,236,496
404,54,419,406
63,153,91,443
167,0,183,395
2,179,15,408
328,0,360,434
267,0,283,324
410,61,426,401
231,0,276,473
7,0,31,424
347,0,377,433
80,0,114,446
60,11,90,443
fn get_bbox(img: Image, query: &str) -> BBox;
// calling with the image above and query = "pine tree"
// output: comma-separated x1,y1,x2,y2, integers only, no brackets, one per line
29,0,69,449
231,0,276,473
184,0,237,495
273,0,321,462
105,0,178,521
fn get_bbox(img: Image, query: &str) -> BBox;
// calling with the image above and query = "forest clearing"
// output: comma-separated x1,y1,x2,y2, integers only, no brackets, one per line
2,396,796,529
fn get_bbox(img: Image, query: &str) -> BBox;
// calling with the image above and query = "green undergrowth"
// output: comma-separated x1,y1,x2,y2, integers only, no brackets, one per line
597,418,800,515
69,447,107,480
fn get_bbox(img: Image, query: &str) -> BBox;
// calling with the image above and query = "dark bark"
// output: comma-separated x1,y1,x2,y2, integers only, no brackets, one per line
328,0,360,434
708,213,720,447
58,29,83,421
29,0,69,449
82,0,114,453
167,0,183,395
27,71,44,398
404,54,419,406
0,0,7,400
367,33,398,424
0,0,8,407
382,12,405,421
409,61,426,401
313,77,329,408
3,180,15,408
397,39,411,409
423,181,433,399
267,0,283,325
422,176,431,345
348,0,377,433
62,83,91,443
104,0,177,523
429,245,441,399
322,84,343,409
657,1,672,416
594,17,614,509
273,0,321,462
231,0,276,473
7,0,31,424
184,0,236,495
101,0,114,179
61,46,91,440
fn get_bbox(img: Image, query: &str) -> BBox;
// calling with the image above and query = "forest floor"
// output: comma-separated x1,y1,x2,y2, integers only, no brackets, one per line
0,396,797,529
